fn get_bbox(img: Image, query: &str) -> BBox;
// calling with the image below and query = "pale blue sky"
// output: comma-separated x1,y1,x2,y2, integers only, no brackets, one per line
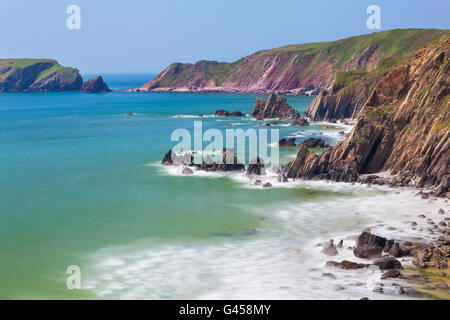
1,0,449,73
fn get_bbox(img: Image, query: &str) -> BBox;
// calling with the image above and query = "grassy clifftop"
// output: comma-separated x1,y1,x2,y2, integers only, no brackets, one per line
0,59,82,92
137,29,447,93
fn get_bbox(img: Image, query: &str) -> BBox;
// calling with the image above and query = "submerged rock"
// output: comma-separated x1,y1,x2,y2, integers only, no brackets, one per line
326,260,369,270
214,109,245,117
321,240,339,256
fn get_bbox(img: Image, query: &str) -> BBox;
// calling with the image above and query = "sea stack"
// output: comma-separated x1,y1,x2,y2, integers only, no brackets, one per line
250,93,300,120
81,76,110,93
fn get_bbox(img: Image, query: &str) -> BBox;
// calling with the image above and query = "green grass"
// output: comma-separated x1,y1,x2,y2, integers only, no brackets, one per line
0,58,80,88
148,29,448,89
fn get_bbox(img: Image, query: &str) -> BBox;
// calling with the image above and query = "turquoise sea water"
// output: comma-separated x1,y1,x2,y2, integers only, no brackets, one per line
1,74,440,299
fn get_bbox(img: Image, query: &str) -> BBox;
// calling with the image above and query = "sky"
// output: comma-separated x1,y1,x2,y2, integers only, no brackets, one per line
1,0,449,73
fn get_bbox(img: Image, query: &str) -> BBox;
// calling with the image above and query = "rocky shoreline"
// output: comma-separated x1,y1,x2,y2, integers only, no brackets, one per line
318,200,449,299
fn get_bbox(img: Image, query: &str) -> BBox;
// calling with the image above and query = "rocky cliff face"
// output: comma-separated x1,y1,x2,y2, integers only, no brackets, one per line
131,29,445,94
81,76,110,93
250,93,300,120
287,33,450,194
0,59,83,92
305,72,385,121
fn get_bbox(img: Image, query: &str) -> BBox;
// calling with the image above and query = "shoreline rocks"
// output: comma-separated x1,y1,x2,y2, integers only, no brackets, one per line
279,138,296,147
301,138,329,149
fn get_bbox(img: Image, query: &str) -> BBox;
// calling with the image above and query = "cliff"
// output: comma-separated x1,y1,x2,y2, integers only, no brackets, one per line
287,33,450,194
0,59,83,92
132,29,446,94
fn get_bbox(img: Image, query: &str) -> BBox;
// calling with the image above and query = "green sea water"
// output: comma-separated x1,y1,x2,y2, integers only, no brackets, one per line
1,74,439,300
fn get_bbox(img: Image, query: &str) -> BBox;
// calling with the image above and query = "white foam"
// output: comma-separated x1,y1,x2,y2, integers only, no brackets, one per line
82,180,448,300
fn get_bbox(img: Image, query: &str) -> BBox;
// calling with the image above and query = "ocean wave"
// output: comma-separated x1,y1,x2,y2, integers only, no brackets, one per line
82,186,447,299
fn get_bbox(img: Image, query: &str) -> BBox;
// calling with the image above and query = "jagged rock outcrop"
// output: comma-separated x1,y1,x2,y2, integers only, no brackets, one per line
161,148,244,172
214,110,245,117
81,76,110,93
250,93,300,120
0,59,83,92
130,29,445,94
287,33,450,194
305,73,384,121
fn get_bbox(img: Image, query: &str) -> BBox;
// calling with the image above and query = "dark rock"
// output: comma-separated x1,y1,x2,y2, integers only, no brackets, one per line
389,242,407,258
360,297,370,300
162,150,177,165
81,76,110,93
279,138,296,147
215,109,245,117
325,260,369,270
247,157,264,175
301,138,329,148
372,256,402,270
290,117,310,126
262,182,272,188
353,232,387,259
380,269,401,279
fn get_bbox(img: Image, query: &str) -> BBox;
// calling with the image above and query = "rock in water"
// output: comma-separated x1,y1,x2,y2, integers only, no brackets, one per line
321,240,339,256
326,260,369,270
247,157,264,176
301,138,329,148
279,138,296,147
81,76,110,93
353,232,387,259
290,117,310,126
372,256,401,270
380,269,401,279
214,109,245,117
250,93,301,120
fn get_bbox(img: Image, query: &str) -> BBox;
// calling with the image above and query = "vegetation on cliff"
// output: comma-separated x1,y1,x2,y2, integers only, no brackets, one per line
287,33,450,194
135,29,446,94
0,59,82,92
